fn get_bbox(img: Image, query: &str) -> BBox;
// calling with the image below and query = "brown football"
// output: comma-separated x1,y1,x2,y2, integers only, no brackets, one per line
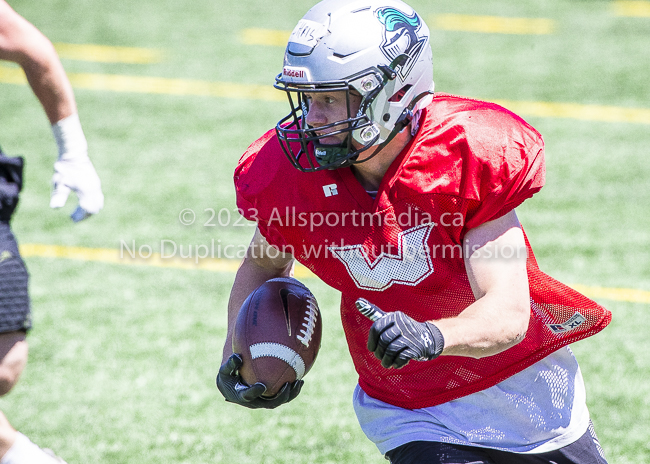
232,277,322,397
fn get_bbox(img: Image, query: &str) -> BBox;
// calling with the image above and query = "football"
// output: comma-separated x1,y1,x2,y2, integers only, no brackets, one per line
232,277,322,397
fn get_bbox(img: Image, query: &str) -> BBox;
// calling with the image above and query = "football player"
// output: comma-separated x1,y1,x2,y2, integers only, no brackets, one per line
0,1,103,462
217,1,610,463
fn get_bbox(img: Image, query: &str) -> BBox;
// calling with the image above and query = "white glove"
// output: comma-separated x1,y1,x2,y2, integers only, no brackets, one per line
50,113,104,222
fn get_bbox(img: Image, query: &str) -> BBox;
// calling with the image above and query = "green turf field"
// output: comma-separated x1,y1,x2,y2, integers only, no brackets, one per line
1,0,649,462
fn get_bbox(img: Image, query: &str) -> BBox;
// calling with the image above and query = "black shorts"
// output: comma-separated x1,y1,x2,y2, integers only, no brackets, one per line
0,223,31,333
385,421,608,464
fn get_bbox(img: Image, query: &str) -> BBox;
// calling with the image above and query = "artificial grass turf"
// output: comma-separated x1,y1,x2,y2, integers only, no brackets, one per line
1,0,649,461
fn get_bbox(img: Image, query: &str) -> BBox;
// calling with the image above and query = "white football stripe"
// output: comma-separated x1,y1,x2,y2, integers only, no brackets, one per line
249,343,306,380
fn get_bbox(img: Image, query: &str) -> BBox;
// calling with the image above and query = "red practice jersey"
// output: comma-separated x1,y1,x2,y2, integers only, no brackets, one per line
234,93,611,409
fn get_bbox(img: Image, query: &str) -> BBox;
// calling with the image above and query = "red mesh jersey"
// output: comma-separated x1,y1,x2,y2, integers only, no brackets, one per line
234,93,611,409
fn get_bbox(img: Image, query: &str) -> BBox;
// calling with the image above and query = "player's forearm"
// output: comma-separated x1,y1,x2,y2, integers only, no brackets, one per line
435,290,529,358
0,3,76,123
17,34,77,124
22,52,77,124
223,253,294,362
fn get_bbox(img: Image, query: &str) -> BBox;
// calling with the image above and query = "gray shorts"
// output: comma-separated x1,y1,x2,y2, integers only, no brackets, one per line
0,223,31,333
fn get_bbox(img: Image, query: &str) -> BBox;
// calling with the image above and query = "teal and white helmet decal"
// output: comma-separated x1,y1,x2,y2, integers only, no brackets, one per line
376,7,428,81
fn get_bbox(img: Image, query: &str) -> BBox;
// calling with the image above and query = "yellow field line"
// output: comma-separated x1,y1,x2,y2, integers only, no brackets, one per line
613,0,650,17
241,15,554,46
241,28,290,47
2,64,649,124
430,14,555,35
0,64,282,101
0,63,24,84
491,98,650,125
53,43,164,64
18,243,315,279
570,284,650,305
65,72,283,101
18,243,650,303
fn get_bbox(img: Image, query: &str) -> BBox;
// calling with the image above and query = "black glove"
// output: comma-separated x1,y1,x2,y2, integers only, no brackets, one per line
356,298,445,369
216,353,303,409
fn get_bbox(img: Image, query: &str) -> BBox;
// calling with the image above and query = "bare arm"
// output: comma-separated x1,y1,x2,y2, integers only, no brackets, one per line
222,227,295,363
0,1,103,219
435,209,530,358
0,0,76,123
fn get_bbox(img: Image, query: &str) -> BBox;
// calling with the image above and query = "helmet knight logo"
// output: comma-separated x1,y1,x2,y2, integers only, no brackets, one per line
376,7,428,80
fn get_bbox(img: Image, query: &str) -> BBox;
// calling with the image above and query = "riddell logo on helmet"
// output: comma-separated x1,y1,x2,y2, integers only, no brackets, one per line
283,66,310,80
284,68,304,78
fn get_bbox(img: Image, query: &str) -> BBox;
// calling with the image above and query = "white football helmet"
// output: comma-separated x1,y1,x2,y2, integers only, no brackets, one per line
274,0,434,172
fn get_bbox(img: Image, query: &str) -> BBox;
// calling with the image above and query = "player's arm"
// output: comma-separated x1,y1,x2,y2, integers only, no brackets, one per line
0,0,103,221
222,227,295,362
0,0,75,123
359,209,530,367
435,209,530,358
217,227,300,409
